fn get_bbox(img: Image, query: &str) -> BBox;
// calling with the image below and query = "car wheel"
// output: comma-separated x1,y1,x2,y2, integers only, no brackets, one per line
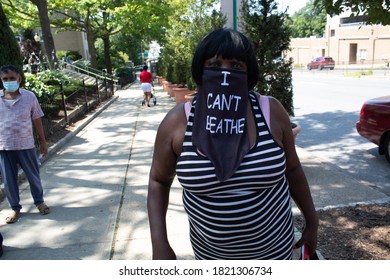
330,67,334,70
308,65,312,70
319,65,324,70
384,134,390,163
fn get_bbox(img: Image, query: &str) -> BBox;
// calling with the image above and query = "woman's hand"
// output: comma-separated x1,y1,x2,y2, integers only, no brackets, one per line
152,242,177,260
294,221,318,257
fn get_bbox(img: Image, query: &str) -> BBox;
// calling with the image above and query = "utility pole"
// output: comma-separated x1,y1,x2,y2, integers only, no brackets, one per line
233,0,237,30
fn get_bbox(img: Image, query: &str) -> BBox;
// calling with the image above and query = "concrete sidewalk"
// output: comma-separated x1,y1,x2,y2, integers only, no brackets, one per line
0,82,388,260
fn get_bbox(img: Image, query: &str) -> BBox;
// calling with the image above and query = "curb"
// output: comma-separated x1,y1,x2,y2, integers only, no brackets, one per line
41,95,119,164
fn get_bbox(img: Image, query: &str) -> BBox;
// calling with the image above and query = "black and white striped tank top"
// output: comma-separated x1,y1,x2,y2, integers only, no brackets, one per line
176,92,295,260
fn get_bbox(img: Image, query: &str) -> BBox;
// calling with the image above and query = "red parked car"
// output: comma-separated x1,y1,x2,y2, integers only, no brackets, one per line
307,56,335,70
356,95,390,163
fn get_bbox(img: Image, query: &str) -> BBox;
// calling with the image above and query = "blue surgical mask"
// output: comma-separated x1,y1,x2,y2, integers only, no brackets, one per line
3,81,20,92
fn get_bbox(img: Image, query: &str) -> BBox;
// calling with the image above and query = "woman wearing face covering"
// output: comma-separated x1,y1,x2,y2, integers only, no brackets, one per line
147,28,318,260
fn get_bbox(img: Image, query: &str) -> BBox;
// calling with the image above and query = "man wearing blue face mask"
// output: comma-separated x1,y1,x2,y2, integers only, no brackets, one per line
0,64,50,224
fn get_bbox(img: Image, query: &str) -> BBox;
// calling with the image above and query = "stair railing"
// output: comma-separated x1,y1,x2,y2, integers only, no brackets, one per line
64,60,119,86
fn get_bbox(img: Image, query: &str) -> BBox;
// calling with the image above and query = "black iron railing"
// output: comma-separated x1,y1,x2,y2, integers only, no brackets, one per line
36,74,117,150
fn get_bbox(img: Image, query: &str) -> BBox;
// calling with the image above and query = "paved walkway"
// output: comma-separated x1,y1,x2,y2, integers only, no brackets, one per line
0,81,389,260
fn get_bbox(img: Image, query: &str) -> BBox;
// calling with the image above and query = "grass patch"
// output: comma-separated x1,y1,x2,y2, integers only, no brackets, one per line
344,70,374,77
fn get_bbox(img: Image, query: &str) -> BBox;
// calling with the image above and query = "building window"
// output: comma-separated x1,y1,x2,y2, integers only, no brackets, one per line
359,49,367,60
340,15,368,25
330,29,335,37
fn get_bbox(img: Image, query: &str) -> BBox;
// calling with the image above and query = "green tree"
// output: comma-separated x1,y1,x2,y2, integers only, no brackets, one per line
2,0,40,31
49,0,100,68
0,3,23,68
287,0,327,38
4,0,172,73
158,0,225,88
3,0,59,69
315,0,390,25
241,0,294,116
110,33,143,66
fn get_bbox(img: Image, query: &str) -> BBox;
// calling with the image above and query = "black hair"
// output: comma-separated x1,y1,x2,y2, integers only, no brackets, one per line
191,28,259,90
0,64,24,89
0,64,22,76
143,65,148,70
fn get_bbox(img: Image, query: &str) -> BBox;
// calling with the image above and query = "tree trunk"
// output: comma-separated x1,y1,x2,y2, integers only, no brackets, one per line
85,11,98,69
102,36,112,75
101,11,112,75
30,0,58,69
86,30,98,69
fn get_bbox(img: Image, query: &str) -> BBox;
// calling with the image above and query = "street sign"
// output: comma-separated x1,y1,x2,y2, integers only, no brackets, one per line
138,52,148,59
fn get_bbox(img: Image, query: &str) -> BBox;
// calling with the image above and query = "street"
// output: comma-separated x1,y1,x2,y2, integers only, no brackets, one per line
292,70,390,196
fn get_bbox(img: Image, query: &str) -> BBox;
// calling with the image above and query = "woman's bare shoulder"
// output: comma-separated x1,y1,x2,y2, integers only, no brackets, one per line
268,96,289,119
160,103,187,128
157,103,188,154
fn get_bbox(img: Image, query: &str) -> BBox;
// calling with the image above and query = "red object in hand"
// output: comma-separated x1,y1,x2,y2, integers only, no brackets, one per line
301,244,310,260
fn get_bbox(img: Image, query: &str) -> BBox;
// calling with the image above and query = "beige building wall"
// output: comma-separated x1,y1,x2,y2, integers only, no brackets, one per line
288,37,327,67
53,29,90,60
45,12,90,61
287,14,390,69
327,23,390,67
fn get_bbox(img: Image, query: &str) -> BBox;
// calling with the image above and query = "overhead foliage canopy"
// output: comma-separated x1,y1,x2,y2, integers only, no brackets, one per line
315,0,390,25
3,0,172,72
157,0,226,88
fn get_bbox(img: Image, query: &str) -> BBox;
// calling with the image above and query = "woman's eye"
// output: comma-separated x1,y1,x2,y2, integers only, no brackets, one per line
232,62,244,69
208,61,220,67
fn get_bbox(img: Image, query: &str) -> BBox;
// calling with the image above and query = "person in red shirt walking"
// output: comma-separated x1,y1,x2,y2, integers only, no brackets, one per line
139,65,153,107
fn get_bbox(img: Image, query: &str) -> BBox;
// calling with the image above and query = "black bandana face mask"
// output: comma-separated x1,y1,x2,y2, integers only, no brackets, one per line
192,67,250,182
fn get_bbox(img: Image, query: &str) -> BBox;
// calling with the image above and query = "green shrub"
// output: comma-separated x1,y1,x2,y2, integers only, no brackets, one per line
42,103,61,118
24,73,54,103
0,5,23,68
66,50,82,61
115,67,135,86
57,50,67,60
241,1,295,116
37,70,73,86
25,70,85,103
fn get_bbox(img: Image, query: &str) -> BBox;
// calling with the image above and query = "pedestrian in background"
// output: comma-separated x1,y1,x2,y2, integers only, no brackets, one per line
140,65,153,107
147,28,318,260
0,64,50,224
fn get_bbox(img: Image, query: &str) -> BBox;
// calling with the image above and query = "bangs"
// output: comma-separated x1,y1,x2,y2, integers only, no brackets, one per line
203,32,249,63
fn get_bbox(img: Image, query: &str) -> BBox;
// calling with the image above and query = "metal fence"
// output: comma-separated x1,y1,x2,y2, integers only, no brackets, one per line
0,71,118,187
37,74,117,149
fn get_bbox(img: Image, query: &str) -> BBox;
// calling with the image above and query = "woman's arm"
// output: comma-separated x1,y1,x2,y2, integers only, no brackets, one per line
147,104,187,259
269,98,318,256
